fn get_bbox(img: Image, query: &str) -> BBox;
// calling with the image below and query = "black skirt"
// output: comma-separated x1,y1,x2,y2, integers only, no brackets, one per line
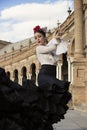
0,66,71,130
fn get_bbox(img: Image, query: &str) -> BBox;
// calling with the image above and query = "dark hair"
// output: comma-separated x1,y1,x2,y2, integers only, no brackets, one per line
35,29,46,37
33,25,46,37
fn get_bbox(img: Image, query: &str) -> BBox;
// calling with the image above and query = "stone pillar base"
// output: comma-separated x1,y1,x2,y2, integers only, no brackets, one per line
72,86,87,112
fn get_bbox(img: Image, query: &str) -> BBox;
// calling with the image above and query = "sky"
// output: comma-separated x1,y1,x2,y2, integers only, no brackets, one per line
0,0,74,43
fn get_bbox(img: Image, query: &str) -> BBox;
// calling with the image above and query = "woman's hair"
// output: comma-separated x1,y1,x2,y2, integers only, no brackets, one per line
33,25,46,37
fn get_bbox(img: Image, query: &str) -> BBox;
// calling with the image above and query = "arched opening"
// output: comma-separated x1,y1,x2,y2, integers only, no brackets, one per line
62,53,68,81
30,63,36,84
13,69,18,83
7,71,10,79
22,66,27,85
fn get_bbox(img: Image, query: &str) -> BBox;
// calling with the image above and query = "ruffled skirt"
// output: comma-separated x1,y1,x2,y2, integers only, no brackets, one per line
0,66,71,130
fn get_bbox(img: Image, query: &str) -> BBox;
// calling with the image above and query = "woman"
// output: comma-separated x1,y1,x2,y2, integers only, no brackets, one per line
34,25,71,130
0,25,71,130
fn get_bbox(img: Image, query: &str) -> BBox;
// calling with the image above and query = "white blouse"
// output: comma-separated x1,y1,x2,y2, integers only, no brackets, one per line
36,38,68,65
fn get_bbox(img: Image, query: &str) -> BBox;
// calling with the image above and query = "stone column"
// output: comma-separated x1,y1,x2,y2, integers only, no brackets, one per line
74,0,84,57
85,69,87,102
67,58,71,82
27,73,29,79
56,64,59,79
85,7,87,45
58,63,62,80
84,3,87,56
19,76,22,85
36,70,39,86
10,71,14,81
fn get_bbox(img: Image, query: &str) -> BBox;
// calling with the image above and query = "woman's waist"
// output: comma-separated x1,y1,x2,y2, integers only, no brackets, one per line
39,64,56,76
41,64,56,68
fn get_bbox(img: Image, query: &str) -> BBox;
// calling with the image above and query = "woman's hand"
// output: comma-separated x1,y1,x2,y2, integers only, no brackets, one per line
54,29,63,40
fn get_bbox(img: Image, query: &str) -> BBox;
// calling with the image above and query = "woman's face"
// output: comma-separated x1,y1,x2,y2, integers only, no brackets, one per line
34,32,46,45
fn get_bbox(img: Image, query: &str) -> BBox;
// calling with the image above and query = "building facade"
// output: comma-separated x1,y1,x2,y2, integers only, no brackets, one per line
0,0,87,112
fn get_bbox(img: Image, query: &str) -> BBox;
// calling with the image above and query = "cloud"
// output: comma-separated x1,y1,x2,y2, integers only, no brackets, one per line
0,1,74,43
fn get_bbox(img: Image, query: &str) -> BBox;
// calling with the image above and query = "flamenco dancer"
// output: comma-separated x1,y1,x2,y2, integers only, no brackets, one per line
0,25,71,130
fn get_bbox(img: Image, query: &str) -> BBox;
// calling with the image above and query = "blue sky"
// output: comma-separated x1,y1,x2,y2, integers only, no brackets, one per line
0,0,74,42
0,0,62,10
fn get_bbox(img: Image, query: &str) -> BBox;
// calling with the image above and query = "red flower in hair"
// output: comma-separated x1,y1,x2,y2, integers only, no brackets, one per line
33,25,41,33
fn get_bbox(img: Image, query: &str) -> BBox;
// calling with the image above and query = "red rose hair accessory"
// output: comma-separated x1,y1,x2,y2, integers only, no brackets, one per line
33,25,41,33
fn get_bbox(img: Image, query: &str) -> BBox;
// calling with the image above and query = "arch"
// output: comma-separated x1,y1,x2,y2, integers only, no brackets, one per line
21,66,27,85
62,53,68,81
6,71,10,79
13,69,18,83
30,63,36,84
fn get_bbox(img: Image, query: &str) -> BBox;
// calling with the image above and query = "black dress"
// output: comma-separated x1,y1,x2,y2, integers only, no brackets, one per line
0,66,71,130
